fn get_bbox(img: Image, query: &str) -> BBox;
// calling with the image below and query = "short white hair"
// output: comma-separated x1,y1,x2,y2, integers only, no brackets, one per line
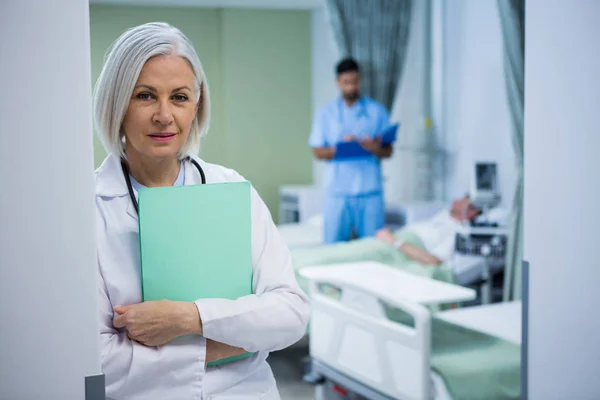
93,22,210,160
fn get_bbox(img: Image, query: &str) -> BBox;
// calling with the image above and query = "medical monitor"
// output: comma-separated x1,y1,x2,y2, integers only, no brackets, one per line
469,162,500,208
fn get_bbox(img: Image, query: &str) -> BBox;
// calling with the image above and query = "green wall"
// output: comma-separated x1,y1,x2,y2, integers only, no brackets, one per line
220,9,313,218
89,5,312,220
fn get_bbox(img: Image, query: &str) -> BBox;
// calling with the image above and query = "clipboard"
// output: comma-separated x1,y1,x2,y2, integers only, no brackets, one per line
380,123,399,145
334,141,371,160
138,181,254,366
333,123,400,160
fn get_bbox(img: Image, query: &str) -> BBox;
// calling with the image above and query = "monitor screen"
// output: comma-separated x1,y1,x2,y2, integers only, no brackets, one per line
476,163,496,190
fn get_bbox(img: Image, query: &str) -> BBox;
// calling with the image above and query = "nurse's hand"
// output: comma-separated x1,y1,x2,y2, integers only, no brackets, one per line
113,300,202,347
359,137,382,154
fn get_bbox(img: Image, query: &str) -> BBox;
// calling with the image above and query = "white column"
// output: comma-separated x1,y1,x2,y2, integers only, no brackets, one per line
0,1,101,399
310,7,340,187
525,0,600,398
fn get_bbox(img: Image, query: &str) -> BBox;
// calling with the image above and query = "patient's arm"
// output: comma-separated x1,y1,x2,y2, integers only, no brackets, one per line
205,339,247,364
375,228,442,266
397,243,442,266
375,228,399,244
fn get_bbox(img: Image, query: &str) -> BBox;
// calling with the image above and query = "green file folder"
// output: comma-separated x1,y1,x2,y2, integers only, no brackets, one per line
138,181,254,366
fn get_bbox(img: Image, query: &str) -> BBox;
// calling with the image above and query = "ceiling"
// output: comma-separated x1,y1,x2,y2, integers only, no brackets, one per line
89,0,324,10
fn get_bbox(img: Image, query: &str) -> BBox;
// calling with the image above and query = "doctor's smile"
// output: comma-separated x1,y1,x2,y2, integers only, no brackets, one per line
148,132,177,142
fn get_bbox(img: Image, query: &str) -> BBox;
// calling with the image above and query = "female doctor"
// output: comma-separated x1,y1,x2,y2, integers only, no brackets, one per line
93,22,310,400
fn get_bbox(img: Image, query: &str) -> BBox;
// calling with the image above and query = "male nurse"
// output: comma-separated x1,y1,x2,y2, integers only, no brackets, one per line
309,58,393,243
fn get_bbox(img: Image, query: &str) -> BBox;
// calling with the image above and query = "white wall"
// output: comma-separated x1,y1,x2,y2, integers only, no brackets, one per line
0,1,101,399
310,6,339,185
441,0,515,205
525,0,600,398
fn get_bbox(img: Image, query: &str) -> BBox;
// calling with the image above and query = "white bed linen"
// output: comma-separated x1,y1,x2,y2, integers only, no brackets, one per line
277,216,323,249
437,300,522,344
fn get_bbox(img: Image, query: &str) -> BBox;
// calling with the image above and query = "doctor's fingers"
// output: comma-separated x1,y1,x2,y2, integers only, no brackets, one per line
121,324,153,344
113,310,138,330
113,305,134,315
113,313,130,329
113,310,145,330
127,330,170,347
127,331,149,345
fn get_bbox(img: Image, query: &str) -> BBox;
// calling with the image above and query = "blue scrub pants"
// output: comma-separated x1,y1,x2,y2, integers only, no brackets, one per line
323,192,385,244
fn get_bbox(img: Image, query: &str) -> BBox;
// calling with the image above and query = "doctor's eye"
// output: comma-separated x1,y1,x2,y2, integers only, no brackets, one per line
136,92,154,101
172,94,189,102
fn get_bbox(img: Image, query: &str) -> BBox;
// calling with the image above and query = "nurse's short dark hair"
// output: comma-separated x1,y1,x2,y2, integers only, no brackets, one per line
336,58,360,76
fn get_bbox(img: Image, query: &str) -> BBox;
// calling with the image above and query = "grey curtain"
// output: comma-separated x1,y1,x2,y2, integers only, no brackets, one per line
324,0,413,110
498,0,525,301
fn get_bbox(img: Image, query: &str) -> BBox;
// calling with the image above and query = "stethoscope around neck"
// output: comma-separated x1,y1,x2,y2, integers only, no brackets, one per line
337,96,369,132
120,156,206,215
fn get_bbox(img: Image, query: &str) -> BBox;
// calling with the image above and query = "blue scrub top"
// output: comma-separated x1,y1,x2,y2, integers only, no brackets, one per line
309,96,390,196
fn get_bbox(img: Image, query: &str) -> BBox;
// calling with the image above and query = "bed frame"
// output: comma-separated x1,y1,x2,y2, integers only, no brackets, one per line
301,262,472,400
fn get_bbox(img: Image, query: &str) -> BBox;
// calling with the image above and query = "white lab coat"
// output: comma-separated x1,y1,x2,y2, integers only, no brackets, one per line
95,154,310,400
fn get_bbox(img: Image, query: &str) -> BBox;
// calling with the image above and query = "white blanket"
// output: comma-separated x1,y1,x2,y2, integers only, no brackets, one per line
400,210,466,261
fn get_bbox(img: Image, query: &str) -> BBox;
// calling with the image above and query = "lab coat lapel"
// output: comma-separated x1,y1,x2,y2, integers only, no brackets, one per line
186,156,207,185
98,155,207,223
184,159,196,185
126,199,138,221
95,154,139,222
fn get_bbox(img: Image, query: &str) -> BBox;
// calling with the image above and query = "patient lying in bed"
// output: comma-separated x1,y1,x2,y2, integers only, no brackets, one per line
375,196,481,265
291,197,482,293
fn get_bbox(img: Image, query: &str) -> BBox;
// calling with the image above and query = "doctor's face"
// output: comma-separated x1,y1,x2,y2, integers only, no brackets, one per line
121,54,199,161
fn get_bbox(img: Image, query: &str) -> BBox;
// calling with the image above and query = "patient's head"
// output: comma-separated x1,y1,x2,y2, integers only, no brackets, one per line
450,197,480,222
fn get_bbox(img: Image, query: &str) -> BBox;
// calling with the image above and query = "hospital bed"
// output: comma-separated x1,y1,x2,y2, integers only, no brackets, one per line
277,202,446,250
301,262,521,400
282,198,508,305
290,228,507,305
278,214,324,249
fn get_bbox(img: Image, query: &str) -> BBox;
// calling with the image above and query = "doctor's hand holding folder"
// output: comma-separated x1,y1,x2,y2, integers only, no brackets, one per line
116,181,255,366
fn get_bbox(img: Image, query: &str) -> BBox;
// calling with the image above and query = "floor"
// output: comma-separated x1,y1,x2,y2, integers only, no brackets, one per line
268,343,317,400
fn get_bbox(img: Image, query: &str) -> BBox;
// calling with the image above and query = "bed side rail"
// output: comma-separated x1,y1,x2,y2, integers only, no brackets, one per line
307,278,432,400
